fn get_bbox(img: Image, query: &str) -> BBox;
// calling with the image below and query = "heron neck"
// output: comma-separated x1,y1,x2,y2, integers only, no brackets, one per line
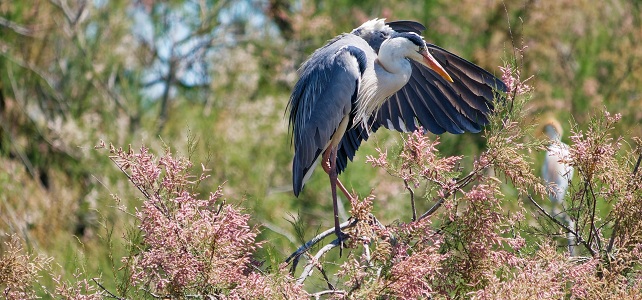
354,43,412,129
377,41,413,78
544,125,561,141
375,39,413,98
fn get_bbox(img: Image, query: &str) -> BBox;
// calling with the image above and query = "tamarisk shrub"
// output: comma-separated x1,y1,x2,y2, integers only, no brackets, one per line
101,142,306,299
0,234,53,299
307,62,642,299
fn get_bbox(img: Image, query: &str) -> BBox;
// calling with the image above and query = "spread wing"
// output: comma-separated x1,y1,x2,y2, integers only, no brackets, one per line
288,35,370,195
336,21,506,174
380,44,505,134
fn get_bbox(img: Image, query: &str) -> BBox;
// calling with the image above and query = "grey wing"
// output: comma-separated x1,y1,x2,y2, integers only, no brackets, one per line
381,21,506,133
288,41,367,196
379,44,506,134
336,21,506,174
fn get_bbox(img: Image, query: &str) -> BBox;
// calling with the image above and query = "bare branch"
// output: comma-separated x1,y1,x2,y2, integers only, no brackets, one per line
404,178,416,221
310,289,347,299
92,278,125,300
0,17,35,36
297,239,341,285
286,219,357,272
527,194,596,257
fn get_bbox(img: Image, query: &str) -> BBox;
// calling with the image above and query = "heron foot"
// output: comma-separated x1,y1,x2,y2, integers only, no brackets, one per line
335,229,349,257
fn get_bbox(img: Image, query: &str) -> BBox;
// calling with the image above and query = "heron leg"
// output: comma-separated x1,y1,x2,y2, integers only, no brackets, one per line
321,149,355,201
566,216,577,257
327,145,347,254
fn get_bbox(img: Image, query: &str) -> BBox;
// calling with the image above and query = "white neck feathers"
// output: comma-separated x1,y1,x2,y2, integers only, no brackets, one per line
355,37,414,129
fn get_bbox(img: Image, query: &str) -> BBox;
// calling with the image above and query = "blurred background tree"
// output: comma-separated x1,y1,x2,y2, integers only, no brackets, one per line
1,0,641,295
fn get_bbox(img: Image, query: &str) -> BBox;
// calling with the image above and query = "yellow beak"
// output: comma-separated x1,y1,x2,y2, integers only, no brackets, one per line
420,48,453,83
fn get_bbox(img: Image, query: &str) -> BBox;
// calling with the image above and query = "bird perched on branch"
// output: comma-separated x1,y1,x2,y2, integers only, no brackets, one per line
287,19,506,246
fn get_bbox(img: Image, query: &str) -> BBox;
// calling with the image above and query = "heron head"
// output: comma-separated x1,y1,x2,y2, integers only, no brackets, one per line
538,117,564,141
390,32,454,83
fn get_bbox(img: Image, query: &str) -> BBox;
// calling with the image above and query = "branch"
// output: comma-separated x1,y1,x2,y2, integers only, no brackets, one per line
418,197,445,221
310,289,347,299
404,178,416,221
286,219,357,272
92,278,125,300
527,194,596,257
0,16,35,36
418,158,490,221
296,239,341,285
586,181,602,252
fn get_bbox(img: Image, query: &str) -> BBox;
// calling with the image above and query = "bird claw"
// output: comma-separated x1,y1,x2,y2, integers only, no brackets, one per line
335,230,349,257
322,158,332,174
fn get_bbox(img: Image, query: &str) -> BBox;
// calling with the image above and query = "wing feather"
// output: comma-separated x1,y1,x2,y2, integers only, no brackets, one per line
288,35,370,195
334,21,506,174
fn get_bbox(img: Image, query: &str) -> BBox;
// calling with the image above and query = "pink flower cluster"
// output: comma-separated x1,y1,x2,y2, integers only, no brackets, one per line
52,272,103,300
563,110,632,213
386,220,445,298
472,243,603,299
500,64,533,98
107,144,305,297
366,129,461,192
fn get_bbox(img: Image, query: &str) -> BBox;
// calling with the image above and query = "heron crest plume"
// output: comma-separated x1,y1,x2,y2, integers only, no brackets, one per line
351,18,393,36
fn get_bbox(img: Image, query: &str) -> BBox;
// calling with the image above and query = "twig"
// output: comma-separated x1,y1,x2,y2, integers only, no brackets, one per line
417,161,489,221
92,278,125,300
296,240,340,284
632,152,642,177
261,220,298,244
318,262,335,291
0,16,35,36
527,194,596,257
404,178,417,221
606,219,619,256
418,198,445,221
141,286,165,299
586,182,602,251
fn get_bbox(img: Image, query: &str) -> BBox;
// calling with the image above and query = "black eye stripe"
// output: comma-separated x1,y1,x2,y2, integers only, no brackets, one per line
391,32,424,47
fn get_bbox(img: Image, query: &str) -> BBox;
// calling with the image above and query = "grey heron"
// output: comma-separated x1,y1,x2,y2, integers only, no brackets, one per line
541,119,576,255
287,19,506,244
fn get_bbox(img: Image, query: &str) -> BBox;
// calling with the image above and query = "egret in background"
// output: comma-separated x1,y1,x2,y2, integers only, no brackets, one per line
287,19,506,244
541,118,576,255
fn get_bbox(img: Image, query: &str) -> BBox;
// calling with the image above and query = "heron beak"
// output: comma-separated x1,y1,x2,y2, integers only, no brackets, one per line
420,48,453,82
